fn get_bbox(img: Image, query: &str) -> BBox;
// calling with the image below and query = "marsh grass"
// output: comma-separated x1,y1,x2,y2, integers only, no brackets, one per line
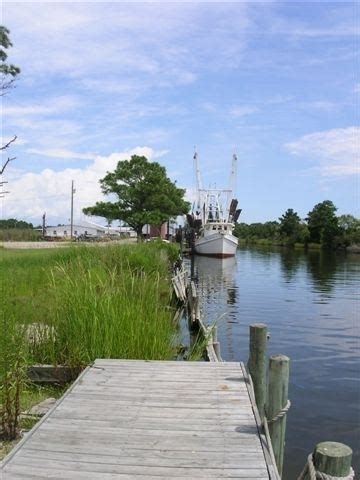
39,257,177,365
2,242,180,366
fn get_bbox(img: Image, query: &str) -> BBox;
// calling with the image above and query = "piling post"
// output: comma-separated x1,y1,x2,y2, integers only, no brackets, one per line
247,323,267,420
213,326,222,361
314,442,353,477
266,354,290,478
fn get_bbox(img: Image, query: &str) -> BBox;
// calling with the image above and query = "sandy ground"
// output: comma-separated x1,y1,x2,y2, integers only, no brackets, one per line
0,239,137,249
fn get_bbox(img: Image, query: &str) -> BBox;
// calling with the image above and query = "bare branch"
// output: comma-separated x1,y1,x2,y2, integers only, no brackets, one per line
0,157,16,175
1,135,17,151
0,78,16,96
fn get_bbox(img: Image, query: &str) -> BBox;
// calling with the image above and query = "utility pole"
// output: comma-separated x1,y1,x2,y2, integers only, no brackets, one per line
42,212,46,238
70,180,75,240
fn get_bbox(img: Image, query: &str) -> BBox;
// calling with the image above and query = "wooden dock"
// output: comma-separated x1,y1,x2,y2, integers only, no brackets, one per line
1,360,277,479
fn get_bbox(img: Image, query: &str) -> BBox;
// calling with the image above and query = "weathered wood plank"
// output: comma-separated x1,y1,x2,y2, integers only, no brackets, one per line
16,451,268,471
3,465,270,480
6,458,270,478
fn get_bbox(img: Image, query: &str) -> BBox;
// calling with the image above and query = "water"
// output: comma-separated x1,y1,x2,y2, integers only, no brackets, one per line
188,247,360,479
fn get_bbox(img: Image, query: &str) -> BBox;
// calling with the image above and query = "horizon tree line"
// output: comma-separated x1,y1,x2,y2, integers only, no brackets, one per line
234,200,360,248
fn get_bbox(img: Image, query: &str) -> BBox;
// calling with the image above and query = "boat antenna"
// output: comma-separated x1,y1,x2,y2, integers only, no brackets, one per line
193,147,203,219
230,152,237,197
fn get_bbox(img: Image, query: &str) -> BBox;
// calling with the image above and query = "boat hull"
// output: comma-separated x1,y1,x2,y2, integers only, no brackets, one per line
194,232,238,258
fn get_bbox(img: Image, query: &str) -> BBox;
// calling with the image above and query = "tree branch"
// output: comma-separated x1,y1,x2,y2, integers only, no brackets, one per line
1,135,17,151
0,157,16,175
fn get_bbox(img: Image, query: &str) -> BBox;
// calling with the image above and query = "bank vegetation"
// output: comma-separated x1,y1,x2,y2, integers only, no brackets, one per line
234,201,360,251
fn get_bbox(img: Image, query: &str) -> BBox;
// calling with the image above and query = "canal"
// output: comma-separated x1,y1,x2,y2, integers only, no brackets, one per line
188,246,360,479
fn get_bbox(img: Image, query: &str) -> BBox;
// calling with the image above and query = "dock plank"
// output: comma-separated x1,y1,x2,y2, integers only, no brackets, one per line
1,360,272,479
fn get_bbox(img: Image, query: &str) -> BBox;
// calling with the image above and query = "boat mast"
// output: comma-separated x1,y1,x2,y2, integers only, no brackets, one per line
230,153,237,197
193,148,204,223
227,153,237,212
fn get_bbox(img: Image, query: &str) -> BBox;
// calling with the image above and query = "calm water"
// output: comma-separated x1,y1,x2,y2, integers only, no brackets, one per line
187,247,360,479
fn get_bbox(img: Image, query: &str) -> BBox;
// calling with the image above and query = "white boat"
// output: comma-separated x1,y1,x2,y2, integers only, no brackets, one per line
190,153,241,258
194,221,239,257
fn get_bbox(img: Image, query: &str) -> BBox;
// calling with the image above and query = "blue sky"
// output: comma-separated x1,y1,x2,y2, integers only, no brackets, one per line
1,1,359,226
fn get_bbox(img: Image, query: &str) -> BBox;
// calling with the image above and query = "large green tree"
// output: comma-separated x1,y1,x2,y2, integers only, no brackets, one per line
83,155,190,237
307,200,339,248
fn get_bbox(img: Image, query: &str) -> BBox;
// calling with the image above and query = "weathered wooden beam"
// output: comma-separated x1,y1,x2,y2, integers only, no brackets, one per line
266,354,290,478
27,364,82,385
247,323,267,420
314,441,353,477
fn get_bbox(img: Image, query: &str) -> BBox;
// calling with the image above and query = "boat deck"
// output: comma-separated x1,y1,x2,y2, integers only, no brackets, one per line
1,359,274,479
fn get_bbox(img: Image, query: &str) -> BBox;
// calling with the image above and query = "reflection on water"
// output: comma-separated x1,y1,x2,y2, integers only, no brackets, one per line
192,247,360,479
193,256,237,311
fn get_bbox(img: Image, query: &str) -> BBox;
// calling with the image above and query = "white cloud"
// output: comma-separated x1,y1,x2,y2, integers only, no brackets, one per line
285,127,360,177
353,83,360,93
4,2,249,87
26,149,97,161
2,96,80,117
304,101,337,112
230,106,259,117
1,147,163,224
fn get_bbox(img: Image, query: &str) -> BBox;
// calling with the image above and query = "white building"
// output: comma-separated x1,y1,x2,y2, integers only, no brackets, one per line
44,221,136,239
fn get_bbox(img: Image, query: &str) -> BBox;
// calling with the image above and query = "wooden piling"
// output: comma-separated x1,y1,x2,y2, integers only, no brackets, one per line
314,442,353,477
213,326,222,361
247,323,267,420
266,354,290,478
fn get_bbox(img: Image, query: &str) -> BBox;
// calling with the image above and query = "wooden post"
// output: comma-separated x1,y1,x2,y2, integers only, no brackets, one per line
247,323,267,420
266,354,290,478
213,326,222,360
314,442,353,477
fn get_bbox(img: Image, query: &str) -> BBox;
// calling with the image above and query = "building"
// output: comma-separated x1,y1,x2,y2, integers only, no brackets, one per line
44,221,136,239
142,222,177,239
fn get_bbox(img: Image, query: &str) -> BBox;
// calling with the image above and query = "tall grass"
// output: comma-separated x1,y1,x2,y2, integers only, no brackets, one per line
37,249,178,365
1,242,180,437
2,242,179,366
0,308,28,440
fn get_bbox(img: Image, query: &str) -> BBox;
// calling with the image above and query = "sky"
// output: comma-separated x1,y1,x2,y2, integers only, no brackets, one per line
1,1,359,226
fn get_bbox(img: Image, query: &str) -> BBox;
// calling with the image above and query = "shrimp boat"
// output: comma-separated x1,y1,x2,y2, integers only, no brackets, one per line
187,153,241,258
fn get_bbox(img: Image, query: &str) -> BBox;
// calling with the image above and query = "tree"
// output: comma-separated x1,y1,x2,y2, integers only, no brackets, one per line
307,200,339,248
279,209,301,237
0,26,20,94
233,222,250,239
337,214,360,245
0,218,34,229
278,208,309,245
83,155,190,237
1,26,20,178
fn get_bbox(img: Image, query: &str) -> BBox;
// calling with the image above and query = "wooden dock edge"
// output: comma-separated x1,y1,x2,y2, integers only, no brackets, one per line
241,362,281,480
0,364,91,471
